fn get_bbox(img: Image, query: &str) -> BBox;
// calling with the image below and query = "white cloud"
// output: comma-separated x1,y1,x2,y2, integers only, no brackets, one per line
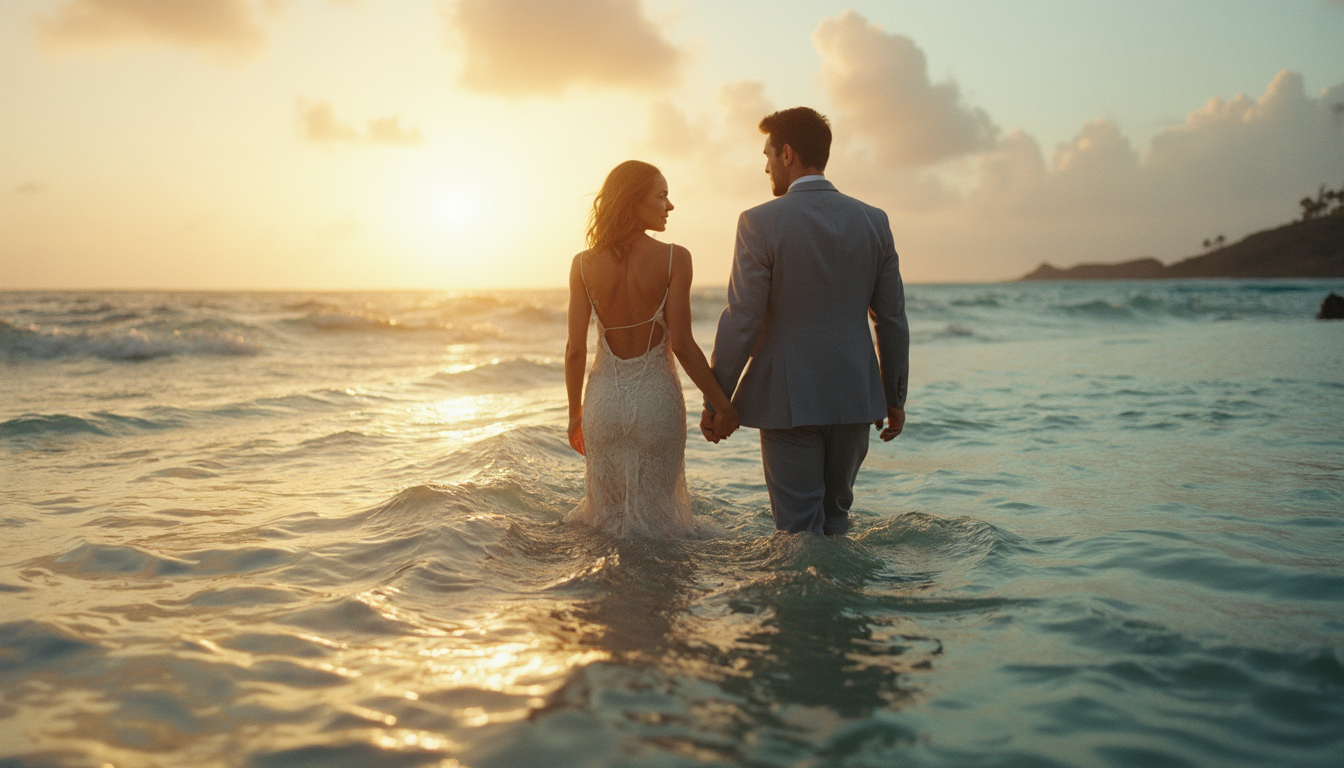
297,101,425,147
366,116,424,146
644,100,709,159
298,101,359,143
882,69,1344,278
446,0,682,96
637,80,778,197
965,70,1344,221
812,11,997,168
1146,71,1341,204
718,80,773,143
37,0,268,61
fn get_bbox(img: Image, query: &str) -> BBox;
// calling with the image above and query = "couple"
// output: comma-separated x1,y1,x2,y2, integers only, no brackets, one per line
565,107,909,538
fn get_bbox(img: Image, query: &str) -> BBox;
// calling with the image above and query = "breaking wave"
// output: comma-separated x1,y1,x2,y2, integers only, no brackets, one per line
0,319,260,361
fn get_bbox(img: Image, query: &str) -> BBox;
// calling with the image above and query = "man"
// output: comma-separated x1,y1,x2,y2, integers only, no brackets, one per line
703,107,909,535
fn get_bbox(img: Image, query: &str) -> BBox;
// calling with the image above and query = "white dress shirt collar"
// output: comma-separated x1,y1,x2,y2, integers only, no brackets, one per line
788,174,827,192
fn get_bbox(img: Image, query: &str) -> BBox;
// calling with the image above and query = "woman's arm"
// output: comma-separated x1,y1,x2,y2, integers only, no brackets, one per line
565,254,591,454
665,246,738,436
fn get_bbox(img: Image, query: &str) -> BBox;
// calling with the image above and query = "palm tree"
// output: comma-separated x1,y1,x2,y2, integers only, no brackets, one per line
1302,195,1328,221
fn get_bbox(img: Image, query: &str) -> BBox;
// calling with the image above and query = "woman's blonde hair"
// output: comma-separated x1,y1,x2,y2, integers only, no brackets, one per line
586,160,662,262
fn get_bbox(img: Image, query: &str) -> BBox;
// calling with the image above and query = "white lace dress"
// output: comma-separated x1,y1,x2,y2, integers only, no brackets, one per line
568,246,710,539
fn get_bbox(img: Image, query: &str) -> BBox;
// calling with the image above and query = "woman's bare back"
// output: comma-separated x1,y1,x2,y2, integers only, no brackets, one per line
581,238,674,360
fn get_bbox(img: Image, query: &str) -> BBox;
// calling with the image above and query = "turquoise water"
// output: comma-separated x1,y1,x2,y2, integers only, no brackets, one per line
2,281,1342,767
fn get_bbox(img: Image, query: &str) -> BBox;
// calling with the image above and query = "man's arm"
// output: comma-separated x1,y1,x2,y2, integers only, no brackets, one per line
870,211,909,428
709,210,773,411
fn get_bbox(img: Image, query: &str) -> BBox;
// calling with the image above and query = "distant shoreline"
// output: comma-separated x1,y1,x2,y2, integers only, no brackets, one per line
1018,215,1344,281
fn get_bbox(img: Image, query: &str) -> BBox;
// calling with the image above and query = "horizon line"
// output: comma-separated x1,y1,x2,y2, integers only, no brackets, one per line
0,279,1023,292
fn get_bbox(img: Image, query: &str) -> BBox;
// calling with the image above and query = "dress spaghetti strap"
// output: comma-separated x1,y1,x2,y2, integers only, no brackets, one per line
578,253,599,322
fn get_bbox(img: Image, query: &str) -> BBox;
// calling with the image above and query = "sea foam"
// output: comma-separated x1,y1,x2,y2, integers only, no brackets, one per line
0,319,260,360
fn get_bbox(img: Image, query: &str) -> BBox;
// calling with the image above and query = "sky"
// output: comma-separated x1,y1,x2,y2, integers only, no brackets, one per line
1,0,1342,289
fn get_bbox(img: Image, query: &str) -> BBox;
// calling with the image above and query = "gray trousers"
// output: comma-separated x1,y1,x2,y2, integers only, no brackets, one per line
758,423,871,535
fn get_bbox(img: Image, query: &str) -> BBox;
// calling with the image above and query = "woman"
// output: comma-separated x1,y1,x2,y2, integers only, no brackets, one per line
565,161,738,538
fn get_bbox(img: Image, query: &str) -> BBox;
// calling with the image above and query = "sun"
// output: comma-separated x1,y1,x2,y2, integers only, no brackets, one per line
436,191,482,228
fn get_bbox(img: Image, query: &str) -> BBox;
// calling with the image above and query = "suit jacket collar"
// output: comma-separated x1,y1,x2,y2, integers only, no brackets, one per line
787,179,837,194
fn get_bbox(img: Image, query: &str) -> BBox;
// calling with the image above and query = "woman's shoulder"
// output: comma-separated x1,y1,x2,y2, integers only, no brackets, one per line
643,237,691,260
643,241,692,285
669,243,693,272
572,247,604,270
570,249,600,284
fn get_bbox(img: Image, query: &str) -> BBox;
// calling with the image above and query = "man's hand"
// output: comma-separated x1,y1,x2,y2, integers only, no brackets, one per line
700,408,720,443
712,407,739,440
875,405,905,442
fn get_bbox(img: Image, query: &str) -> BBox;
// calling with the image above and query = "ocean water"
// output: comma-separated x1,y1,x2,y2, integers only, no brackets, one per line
1,280,1342,768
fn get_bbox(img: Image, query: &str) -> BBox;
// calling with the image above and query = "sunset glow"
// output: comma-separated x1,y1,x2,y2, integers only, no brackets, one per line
1,0,1341,289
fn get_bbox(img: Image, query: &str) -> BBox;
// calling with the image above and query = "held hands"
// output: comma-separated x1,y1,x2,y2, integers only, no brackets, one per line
700,407,740,443
875,405,905,442
700,403,899,443
713,407,740,441
568,415,585,455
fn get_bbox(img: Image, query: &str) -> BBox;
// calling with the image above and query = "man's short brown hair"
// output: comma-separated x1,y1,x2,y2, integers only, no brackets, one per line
759,107,832,171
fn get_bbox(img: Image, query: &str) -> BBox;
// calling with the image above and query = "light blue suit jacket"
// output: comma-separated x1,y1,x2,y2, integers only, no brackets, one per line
710,179,909,429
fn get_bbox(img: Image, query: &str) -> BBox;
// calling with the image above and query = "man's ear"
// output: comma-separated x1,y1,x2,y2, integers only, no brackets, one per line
779,143,794,166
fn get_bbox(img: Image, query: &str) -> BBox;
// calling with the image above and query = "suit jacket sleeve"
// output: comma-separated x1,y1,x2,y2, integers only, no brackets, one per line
870,211,909,408
709,210,772,410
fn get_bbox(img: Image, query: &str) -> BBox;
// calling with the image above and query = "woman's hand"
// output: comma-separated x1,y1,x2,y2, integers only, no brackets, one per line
699,408,719,443
568,415,585,455
711,406,739,440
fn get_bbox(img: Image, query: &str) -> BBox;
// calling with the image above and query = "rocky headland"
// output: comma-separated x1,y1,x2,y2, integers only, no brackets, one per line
1019,212,1344,281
